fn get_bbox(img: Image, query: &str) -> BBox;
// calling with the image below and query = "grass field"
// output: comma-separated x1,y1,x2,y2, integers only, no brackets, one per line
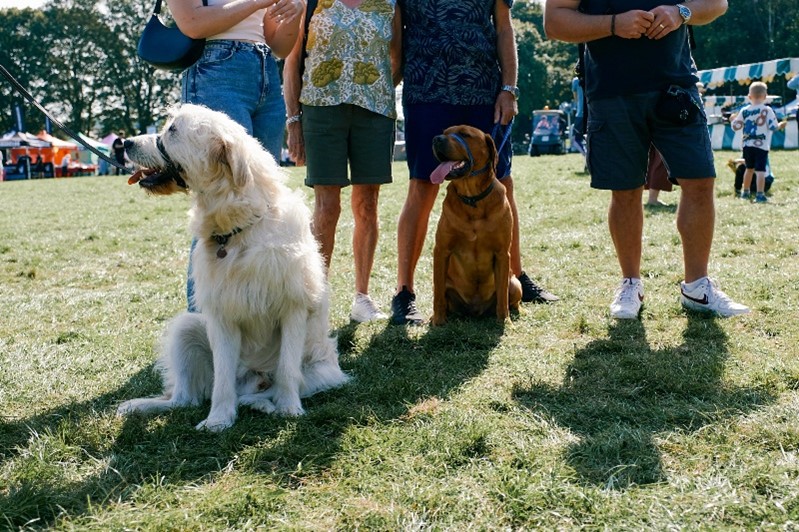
1,150,798,529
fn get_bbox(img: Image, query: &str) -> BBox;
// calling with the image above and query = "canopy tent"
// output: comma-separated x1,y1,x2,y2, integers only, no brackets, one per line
702,95,781,108
0,131,50,149
697,57,799,88
696,58,799,150
36,130,78,149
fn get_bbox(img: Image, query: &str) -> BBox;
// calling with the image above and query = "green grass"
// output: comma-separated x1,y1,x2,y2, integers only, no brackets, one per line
1,150,799,529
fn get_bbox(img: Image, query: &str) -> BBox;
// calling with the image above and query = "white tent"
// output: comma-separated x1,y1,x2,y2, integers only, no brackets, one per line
697,57,799,88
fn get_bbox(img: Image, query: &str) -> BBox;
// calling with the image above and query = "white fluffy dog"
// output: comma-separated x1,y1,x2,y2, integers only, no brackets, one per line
117,104,349,431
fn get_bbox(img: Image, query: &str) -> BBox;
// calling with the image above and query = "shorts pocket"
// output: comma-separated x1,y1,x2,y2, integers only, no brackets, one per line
585,119,604,176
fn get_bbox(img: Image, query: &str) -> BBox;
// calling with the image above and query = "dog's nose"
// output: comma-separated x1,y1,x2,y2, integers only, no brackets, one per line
123,140,134,150
432,135,447,149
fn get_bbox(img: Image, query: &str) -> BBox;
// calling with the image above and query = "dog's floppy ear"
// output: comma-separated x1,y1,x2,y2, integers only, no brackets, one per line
212,132,253,189
484,132,498,172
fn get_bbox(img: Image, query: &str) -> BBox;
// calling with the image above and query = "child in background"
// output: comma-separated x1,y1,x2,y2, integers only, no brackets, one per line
730,81,786,203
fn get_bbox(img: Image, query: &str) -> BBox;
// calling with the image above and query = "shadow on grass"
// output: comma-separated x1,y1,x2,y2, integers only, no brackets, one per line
643,202,678,215
0,318,504,527
512,315,774,489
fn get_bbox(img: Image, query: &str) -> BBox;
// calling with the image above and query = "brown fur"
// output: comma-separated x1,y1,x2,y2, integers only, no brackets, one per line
431,125,522,326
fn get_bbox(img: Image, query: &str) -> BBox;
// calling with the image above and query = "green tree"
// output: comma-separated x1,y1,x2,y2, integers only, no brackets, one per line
101,0,181,135
32,0,113,134
0,8,48,133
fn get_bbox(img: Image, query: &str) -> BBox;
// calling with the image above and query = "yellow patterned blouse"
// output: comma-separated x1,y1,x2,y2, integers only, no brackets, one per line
300,0,397,119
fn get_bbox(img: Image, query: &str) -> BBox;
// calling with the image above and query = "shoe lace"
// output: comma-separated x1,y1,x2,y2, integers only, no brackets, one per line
615,281,639,304
520,274,542,294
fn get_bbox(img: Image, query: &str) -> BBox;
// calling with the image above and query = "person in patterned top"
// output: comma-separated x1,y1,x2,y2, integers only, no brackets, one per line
284,0,402,323
390,0,559,326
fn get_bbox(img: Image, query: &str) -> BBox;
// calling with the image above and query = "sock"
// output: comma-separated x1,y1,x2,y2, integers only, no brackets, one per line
683,277,708,291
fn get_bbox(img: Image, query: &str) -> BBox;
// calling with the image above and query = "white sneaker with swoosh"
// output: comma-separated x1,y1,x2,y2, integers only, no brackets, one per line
610,278,644,319
680,277,750,317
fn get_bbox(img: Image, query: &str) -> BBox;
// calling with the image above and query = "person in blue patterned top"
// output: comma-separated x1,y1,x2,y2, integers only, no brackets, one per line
390,0,559,326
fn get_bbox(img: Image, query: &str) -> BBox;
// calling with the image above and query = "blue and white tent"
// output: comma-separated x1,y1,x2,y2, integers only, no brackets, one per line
698,57,799,88
697,58,799,149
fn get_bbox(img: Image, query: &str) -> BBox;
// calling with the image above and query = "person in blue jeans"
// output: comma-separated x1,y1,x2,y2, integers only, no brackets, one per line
168,0,303,312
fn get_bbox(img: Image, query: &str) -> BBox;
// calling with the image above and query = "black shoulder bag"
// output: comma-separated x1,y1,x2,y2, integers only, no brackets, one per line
138,0,207,71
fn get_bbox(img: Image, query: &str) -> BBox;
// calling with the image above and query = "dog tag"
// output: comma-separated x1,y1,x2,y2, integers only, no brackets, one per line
217,246,227,259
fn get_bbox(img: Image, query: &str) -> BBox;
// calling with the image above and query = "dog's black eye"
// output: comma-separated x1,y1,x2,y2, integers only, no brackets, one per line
168,124,177,134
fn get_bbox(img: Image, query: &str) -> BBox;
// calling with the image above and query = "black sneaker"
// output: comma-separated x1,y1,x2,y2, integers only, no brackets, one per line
390,285,425,325
518,272,559,303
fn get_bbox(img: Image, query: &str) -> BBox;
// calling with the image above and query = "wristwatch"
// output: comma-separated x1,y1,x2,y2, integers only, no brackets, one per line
501,85,520,100
676,4,691,24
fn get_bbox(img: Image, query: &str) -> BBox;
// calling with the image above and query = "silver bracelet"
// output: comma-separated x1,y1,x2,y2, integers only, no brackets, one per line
286,114,302,125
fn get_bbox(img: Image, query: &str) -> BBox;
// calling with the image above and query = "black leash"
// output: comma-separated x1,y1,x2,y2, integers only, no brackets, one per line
0,63,128,172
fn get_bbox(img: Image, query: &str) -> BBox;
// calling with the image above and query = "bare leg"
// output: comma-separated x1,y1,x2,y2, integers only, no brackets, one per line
676,177,714,283
755,170,766,194
396,179,440,293
608,187,644,279
312,185,343,271
351,184,381,295
741,168,755,193
646,188,663,206
503,176,523,276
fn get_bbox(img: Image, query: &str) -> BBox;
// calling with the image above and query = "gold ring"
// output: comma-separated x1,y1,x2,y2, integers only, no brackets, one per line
659,23,665,28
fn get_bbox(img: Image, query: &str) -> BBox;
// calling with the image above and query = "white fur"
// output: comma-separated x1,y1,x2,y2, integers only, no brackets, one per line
117,104,349,431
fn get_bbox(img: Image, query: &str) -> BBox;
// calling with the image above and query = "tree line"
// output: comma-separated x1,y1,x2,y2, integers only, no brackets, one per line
1,0,798,140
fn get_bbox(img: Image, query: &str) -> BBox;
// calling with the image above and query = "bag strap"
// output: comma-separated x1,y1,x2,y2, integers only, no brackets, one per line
153,0,207,17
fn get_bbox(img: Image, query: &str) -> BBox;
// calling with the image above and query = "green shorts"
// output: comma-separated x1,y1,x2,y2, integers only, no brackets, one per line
302,104,395,187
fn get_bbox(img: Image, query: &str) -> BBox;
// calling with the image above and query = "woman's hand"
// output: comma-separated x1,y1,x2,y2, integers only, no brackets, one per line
266,0,304,24
286,121,306,166
494,91,518,126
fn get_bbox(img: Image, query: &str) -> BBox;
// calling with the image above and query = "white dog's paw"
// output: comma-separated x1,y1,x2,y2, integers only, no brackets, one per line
238,393,277,414
195,415,235,432
117,399,147,416
272,396,305,417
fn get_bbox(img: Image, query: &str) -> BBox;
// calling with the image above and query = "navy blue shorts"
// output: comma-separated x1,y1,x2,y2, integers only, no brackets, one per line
404,103,512,181
742,146,769,172
586,88,716,190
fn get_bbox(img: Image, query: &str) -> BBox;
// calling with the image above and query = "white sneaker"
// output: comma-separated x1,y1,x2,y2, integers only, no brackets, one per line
610,278,644,319
680,277,750,317
350,293,388,323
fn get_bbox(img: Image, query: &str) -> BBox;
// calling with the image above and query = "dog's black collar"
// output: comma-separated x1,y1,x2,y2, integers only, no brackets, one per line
449,133,490,176
211,227,243,259
457,180,495,208
156,136,189,190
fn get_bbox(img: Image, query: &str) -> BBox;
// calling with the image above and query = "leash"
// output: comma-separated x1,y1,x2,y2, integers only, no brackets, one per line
491,118,514,155
0,63,128,172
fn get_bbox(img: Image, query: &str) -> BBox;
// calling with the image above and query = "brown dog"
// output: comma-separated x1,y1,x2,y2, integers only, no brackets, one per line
430,125,522,326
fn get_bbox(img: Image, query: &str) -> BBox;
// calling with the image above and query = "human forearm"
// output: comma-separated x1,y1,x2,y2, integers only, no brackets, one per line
283,42,303,117
166,0,271,39
680,0,727,25
495,1,517,85
544,0,616,43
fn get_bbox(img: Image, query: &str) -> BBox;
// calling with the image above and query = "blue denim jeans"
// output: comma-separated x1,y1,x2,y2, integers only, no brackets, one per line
182,40,286,312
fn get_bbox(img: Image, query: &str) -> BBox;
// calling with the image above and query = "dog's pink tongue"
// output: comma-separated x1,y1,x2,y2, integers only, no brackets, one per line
430,161,456,184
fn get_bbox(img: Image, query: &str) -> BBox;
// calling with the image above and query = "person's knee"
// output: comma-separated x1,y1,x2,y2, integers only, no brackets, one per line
401,180,439,219
678,177,714,198
352,186,380,222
